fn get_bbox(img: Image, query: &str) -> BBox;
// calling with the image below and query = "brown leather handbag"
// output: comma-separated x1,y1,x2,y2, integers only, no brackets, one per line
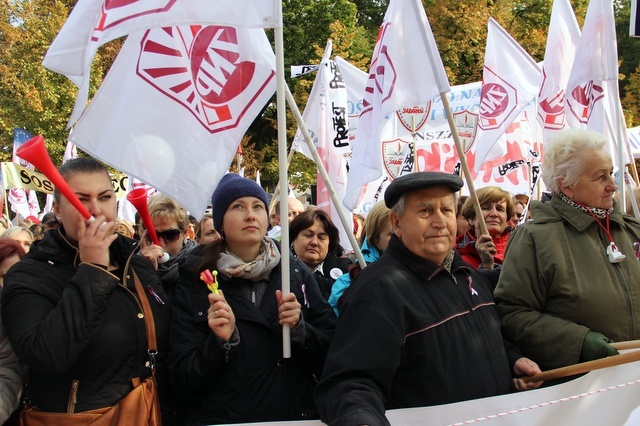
20,271,162,426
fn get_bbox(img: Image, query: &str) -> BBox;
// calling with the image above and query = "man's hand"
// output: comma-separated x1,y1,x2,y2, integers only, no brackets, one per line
512,357,543,391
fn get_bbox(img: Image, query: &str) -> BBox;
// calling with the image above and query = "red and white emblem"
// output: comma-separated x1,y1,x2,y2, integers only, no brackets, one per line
136,25,275,134
396,103,430,132
538,70,566,130
453,109,478,153
479,67,517,130
94,0,176,38
362,22,397,115
382,138,411,179
566,81,605,125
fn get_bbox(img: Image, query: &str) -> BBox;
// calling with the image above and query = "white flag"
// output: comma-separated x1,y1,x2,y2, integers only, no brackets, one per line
537,0,580,143
292,41,353,251
70,25,277,216
474,18,540,171
565,0,629,164
343,0,450,211
63,141,78,164
43,0,279,125
333,57,391,216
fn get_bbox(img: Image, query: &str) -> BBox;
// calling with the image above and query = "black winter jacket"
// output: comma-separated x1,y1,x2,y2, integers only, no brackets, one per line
168,244,337,425
1,229,171,414
315,235,518,426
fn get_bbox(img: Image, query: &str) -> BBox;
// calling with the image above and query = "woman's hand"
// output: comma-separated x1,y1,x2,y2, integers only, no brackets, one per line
138,231,165,270
512,357,543,391
276,290,301,329
475,233,496,269
77,214,117,267
207,291,236,341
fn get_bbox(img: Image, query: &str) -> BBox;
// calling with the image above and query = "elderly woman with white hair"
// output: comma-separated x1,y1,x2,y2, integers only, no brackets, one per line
495,129,640,371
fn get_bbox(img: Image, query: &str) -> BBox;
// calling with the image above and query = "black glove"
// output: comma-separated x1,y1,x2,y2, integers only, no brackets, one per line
579,331,619,362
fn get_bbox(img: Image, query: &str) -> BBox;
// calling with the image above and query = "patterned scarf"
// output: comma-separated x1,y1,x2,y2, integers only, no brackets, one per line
442,250,455,273
556,191,613,220
217,237,281,282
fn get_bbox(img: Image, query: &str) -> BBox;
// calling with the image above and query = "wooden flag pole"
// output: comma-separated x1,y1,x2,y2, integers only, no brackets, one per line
522,348,640,383
440,93,488,236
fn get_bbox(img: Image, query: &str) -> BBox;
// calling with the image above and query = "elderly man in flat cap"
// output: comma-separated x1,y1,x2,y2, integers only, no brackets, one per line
314,172,541,426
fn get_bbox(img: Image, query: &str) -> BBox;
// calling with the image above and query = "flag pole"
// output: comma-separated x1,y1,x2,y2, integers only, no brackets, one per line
440,93,489,236
274,0,291,358
268,148,296,215
285,85,367,268
412,115,417,172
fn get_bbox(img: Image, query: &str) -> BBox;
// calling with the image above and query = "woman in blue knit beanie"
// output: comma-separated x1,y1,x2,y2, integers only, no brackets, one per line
168,173,336,424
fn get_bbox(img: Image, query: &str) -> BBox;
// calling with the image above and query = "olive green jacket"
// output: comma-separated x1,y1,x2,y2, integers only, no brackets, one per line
495,196,640,370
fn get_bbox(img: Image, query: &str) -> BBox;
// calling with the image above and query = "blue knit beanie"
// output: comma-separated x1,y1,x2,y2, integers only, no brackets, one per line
211,173,269,232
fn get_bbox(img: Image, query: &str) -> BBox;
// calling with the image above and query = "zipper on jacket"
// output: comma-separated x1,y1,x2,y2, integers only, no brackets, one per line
612,261,637,338
597,227,637,338
67,379,79,414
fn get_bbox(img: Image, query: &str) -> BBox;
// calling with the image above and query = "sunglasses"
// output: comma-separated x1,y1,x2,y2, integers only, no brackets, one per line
155,229,182,243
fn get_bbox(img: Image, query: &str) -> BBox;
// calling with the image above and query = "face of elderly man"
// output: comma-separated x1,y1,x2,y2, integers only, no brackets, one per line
390,186,457,265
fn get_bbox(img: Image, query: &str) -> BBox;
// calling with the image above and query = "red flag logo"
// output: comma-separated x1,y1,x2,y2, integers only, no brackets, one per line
136,25,275,133
566,81,604,124
478,66,518,132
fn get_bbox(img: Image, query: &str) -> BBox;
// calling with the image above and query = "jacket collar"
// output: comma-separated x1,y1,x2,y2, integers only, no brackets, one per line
531,196,629,232
386,234,470,281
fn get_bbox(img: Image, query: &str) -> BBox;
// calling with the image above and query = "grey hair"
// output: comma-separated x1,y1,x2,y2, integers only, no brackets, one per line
390,194,406,216
542,129,608,195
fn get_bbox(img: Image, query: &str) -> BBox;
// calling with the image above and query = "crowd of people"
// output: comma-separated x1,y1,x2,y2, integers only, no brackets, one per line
0,128,638,425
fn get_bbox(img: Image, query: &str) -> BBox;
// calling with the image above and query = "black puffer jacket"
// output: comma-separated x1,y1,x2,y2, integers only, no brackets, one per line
168,244,337,425
1,229,171,414
315,235,518,426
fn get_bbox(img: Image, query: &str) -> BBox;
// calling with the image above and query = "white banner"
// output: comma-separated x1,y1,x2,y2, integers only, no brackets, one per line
228,361,640,425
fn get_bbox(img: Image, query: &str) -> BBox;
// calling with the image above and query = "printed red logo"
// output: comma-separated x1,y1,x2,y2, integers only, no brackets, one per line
382,138,411,179
136,26,275,134
566,81,604,124
362,23,397,115
452,109,478,153
94,0,176,37
478,67,517,131
397,104,430,132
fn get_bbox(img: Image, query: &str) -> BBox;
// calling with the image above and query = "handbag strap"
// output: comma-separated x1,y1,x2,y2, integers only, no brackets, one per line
132,270,158,370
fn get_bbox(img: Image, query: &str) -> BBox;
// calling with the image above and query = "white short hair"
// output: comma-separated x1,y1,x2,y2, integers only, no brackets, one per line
542,129,608,194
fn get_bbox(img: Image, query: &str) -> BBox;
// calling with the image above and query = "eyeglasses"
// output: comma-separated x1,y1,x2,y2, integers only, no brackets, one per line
155,229,181,243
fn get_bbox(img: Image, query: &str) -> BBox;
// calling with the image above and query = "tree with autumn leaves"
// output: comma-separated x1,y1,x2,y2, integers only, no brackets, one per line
1,0,640,193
